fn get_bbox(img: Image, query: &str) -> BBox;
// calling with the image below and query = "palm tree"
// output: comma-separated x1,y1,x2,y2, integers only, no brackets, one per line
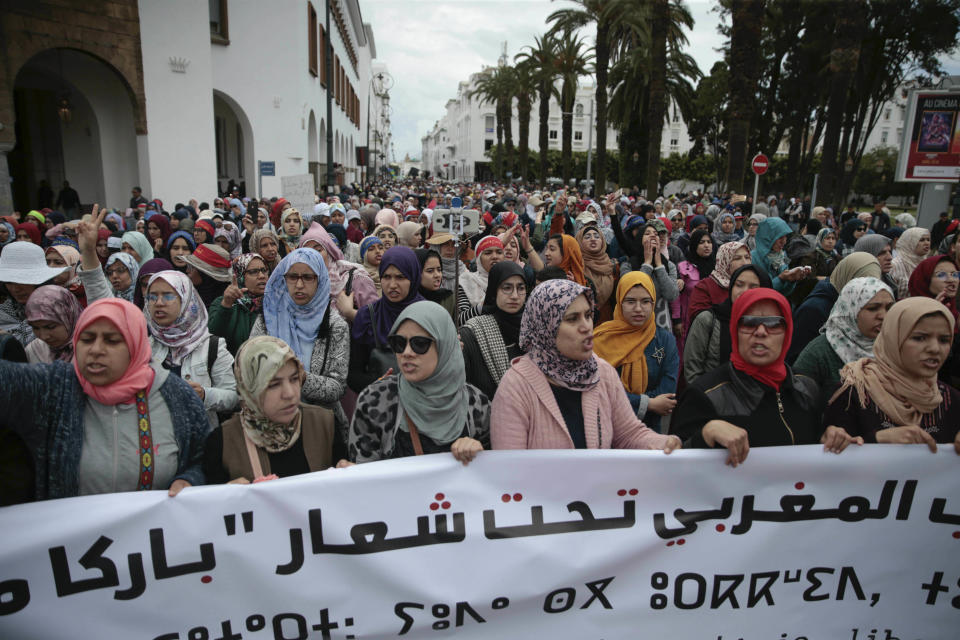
512,60,538,183
517,34,560,185
552,29,593,184
725,0,766,193
548,0,611,192
469,65,515,180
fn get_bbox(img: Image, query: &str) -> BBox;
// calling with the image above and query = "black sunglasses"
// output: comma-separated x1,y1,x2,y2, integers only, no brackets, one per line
387,334,435,355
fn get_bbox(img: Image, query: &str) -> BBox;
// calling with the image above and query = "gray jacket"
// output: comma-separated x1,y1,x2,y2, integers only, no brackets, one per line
683,308,723,384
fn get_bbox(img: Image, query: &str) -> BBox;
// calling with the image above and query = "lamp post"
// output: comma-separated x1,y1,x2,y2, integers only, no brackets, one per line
365,71,393,185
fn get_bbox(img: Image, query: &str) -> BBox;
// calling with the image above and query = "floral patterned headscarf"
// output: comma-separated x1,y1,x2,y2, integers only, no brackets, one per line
234,336,305,453
822,277,893,364
520,279,599,391
709,241,747,289
144,270,210,365
233,253,266,312
25,285,83,361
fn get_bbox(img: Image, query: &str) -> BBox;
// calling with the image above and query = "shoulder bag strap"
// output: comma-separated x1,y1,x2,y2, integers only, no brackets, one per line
243,433,266,479
403,412,424,456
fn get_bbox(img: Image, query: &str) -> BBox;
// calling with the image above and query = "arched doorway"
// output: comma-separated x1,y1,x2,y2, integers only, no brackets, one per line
212,90,255,198
9,48,139,214
307,111,319,190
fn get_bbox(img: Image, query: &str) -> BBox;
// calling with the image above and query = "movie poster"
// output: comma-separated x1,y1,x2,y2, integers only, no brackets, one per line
898,90,960,181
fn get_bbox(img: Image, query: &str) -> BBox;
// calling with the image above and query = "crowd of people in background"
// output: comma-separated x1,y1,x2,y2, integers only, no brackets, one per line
0,179,958,505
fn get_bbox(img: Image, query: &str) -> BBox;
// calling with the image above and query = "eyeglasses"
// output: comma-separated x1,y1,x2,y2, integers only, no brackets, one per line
105,267,128,276
146,292,179,303
283,273,318,284
387,334,435,355
934,271,960,280
738,315,787,334
499,283,526,296
244,267,269,276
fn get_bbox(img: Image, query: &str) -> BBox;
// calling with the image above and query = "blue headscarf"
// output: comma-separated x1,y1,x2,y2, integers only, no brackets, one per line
360,235,382,261
121,231,155,266
751,216,793,276
105,252,140,302
263,248,331,366
166,230,196,251
0,222,17,248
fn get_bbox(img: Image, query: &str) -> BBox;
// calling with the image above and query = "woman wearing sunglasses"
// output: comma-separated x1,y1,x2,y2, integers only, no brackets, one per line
672,288,838,467
823,298,960,454
839,219,868,257
145,270,238,430
889,227,931,299
251,248,350,432
349,301,490,464
490,279,681,453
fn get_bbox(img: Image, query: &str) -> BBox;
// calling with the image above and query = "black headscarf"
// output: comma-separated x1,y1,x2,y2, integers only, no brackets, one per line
840,219,867,247
686,228,716,276
194,270,229,307
482,260,526,347
414,248,453,304
711,263,774,362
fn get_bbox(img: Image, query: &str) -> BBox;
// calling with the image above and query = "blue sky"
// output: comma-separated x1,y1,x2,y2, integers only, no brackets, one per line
362,0,960,160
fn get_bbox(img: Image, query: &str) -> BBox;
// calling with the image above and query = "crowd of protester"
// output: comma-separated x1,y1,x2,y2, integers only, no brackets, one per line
0,181,957,504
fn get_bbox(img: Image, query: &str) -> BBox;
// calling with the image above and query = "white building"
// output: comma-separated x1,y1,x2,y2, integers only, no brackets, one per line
1,0,386,214
420,67,694,183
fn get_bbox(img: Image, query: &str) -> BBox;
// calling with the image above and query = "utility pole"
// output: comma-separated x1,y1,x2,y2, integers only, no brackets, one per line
324,0,334,192
585,98,594,191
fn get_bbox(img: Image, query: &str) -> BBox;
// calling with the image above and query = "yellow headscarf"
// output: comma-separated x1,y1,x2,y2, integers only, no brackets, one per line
593,271,657,394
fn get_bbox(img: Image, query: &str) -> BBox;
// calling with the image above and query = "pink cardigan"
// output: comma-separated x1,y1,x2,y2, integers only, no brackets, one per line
491,355,672,450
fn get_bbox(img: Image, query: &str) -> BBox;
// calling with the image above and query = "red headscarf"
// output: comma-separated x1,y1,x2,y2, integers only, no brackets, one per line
729,288,793,391
72,299,156,405
908,254,960,328
270,198,289,229
15,223,41,245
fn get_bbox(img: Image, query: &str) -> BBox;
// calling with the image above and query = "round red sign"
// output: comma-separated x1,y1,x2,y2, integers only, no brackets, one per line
752,153,769,176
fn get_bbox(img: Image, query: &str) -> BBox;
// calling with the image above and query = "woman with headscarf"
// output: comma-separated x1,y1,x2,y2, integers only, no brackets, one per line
908,254,960,326
279,208,304,254
687,241,751,326
490,279,681,452
789,226,840,305
415,248,456,321
712,212,740,245
853,233,898,297
0,298,207,498
459,261,527,401
594,272,679,433
671,289,837,465
251,248,350,433
499,226,542,285
457,235,505,325
24,285,83,364
208,253,269,355
751,217,804,296
299,222,377,323
349,246,424,394
249,228,285,274
120,230,154,266
166,230,196,272
787,252,882,362
396,220,422,248
375,208,401,230
145,270,238,431
823,298,960,452
684,264,773,384
359,235,385,295
610,219,681,331
744,213,766,252
214,223,242,260
373,224,398,250
349,301,489,463
794,278,894,386
103,252,140,302
131,257,175,310
43,244,84,300
145,215,172,255
15,223,41,245
0,220,16,254
576,224,618,323
838,218,868,257
204,336,350,483
673,229,715,349
889,227,931,299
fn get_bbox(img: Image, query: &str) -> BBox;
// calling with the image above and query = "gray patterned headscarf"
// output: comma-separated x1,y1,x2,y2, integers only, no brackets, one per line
822,277,893,363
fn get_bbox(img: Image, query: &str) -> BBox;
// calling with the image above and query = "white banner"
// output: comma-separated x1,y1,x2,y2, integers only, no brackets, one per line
280,174,316,218
0,446,958,640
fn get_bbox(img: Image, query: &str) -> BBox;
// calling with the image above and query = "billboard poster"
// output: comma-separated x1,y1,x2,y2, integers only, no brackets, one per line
897,90,960,181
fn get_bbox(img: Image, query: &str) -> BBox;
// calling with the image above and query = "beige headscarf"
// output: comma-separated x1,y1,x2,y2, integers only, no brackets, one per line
830,252,882,292
234,336,306,453
832,297,954,426
889,227,930,298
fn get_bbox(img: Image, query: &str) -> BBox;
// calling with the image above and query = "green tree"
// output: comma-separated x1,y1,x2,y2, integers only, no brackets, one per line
516,34,560,186
469,64,516,180
724,0,765,192
551,28,593,184
512,60,537,183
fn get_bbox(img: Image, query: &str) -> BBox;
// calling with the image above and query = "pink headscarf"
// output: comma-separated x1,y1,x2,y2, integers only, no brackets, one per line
375,208,400,229
72,299,156,405
298,222,378,306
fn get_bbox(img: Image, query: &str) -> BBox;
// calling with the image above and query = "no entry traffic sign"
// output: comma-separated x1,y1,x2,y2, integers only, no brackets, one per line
752,153,770,176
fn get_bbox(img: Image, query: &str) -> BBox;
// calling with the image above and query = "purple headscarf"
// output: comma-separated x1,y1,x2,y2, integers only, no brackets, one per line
351,246,424,347
24,285,83,361
520,279,599,391
133,258,175,308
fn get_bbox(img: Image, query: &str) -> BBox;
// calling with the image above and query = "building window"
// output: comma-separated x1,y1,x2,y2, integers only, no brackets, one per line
485,139,493,151
884,109,891,121
549,130,558,140
575,103,584,118
334,56,341,105
308,2,318,76
670,138,679,147
574,131,583,141
484,115,494,134
672,112,680,123
881,130,888,144
209,0,229,44
319,25,326,86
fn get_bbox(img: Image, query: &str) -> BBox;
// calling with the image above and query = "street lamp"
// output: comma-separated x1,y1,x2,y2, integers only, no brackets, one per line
366,71,393,184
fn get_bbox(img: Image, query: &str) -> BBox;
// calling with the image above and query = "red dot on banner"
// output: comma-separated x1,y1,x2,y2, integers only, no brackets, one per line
501,494,511,502
430,503,439,511
435,493,444,501
441,501,451,510
617,489,627,496
953,531,960,539
629,488,638,496
716,524,726,532
201,576,212,584
513,493,522,502
677,539,686,545
795,482,805,490
666,541,675,547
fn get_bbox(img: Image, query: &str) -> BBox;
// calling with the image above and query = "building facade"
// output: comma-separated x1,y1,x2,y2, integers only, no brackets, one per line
420,67,693,183
0,0,386,214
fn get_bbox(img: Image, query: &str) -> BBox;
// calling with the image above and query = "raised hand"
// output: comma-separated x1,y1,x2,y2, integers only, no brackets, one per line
221,271,247,308
78,204,107,270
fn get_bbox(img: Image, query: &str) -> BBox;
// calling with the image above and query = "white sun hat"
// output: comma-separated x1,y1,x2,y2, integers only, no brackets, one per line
0,242,71,285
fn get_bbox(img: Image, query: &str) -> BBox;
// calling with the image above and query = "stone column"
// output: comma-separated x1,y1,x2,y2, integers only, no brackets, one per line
0,142,13,214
